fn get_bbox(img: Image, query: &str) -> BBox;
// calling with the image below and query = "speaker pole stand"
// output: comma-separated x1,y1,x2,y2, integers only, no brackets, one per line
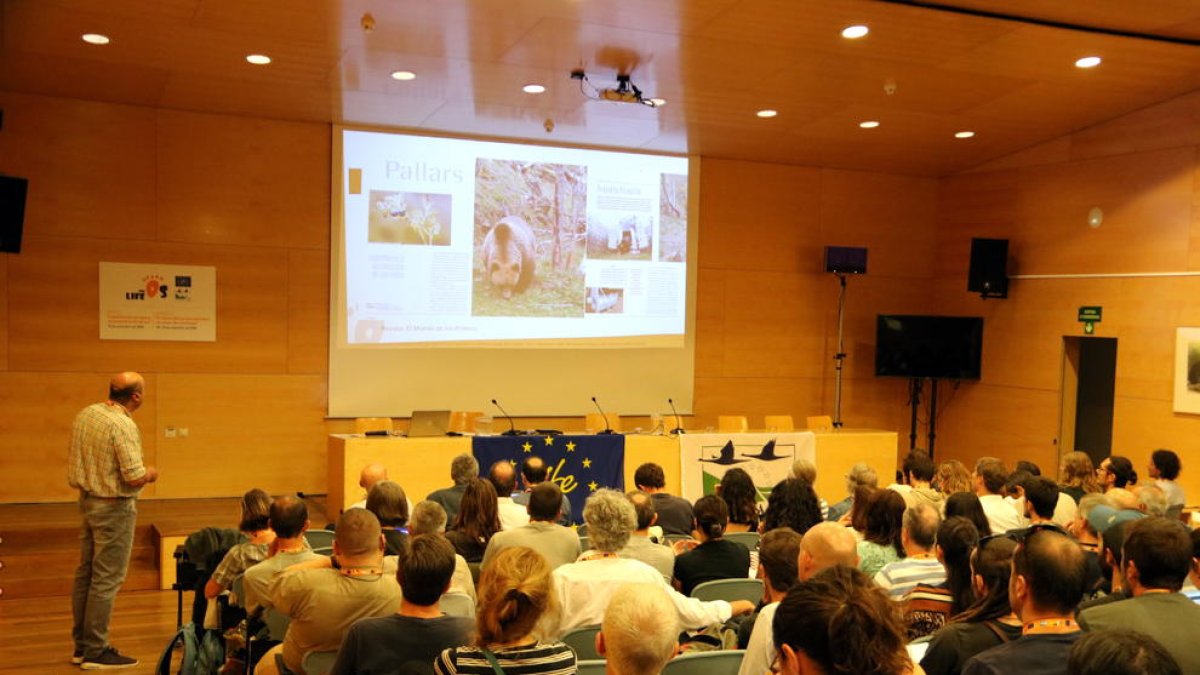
907,378,923,450
832,273,848,428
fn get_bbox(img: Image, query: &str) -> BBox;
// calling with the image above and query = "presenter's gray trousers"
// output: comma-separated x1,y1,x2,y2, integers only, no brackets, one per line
71,493,137,658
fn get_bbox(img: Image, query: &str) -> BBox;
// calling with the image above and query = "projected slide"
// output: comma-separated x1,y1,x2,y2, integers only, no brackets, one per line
341,130,689,346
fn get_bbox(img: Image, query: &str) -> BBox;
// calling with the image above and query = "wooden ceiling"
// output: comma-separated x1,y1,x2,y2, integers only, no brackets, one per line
1,0,1199,176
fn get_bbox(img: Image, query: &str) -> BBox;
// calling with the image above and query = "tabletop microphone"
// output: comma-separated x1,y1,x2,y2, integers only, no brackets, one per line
668,398,686,435
591,396,616,435
491,399,520,436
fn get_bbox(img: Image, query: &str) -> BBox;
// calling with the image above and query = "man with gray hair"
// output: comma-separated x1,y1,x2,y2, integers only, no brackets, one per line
874,502,945,599
597,583,679,675
826,462,877,522
551,489,754,634
407,500,475,601
425,453,478,524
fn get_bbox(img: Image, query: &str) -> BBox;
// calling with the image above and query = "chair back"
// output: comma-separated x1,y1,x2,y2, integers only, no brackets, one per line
690,578,764,604
577,659,607,675
354,417,393,434
302,650,338,675
303,529,335,550
663,650,745,675
763,415,794,432
723,531,761,551
562,624,603,660
440,592,476,618
717,415,748,433
806,415,833,431
585,412,620,433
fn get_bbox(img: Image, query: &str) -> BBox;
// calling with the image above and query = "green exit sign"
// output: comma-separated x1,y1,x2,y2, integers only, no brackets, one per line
1078,306,1102,322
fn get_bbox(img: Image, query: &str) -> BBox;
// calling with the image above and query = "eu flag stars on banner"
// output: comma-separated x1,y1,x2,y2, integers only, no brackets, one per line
472,434,624,525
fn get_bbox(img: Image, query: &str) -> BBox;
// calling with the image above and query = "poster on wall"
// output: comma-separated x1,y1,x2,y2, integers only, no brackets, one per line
99,262,216,341
678,432,816,503
1174,327,1200,414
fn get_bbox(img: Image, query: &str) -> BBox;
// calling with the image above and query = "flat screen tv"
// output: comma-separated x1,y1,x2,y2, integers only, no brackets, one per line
875,315,983,380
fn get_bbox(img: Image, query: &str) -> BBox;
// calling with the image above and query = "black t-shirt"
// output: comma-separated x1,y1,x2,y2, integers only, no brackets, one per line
673,538,750,596
330,613,474,675
445,529,488,563
651,493,694,536
961,632,1081,675
921,620,1022,675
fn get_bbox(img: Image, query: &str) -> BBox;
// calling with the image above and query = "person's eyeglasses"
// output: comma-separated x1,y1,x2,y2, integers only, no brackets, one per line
768,650,783,675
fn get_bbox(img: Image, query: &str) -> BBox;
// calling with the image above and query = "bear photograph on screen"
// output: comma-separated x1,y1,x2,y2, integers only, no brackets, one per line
472,159,586,317
659,173,687,263
367,190,452,245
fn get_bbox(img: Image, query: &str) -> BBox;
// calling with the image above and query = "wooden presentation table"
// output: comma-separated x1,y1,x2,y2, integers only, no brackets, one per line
328,429,897,513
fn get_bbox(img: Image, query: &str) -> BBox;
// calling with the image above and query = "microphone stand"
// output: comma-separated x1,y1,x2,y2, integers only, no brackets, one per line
491,399,521,436
667,398,686,435
591,397,616,435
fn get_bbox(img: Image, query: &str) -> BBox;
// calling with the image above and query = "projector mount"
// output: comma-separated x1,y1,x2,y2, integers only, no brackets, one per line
570,69,662,108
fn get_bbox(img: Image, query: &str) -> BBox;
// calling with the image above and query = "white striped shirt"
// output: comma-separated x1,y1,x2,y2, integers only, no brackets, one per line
874,557,946,600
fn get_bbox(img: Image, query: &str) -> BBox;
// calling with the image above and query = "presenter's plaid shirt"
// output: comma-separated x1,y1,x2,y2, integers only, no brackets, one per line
67,401,147,498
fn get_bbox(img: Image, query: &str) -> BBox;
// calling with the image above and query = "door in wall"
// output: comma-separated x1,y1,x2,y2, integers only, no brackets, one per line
1058,336,1118,472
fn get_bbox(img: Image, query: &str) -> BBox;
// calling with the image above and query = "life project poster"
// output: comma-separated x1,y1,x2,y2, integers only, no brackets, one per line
99,262,216,341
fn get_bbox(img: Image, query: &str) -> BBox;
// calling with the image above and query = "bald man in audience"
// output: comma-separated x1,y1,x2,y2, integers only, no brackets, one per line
512,456,573,526
596,583,680,675
797,522,860,580
349,463,388,510
488,460,530,530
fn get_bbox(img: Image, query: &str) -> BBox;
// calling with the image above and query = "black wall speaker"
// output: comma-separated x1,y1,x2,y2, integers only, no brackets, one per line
824,246,868,274
0,176,28,254
968,237,1008,298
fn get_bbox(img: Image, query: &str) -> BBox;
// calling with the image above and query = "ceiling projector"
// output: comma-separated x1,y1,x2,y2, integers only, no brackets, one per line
571,70,662,108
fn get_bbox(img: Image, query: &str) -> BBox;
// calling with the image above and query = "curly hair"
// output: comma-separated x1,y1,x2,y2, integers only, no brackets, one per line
719,468,760,529
773,566,911,675
762,478,823,536
450,478,501,545
583,489,638,552
1059,451,1101,494
935,460,973,496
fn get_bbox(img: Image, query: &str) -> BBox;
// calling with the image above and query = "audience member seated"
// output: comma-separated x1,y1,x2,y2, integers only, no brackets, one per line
444,478,502,563
1084,488,1145,535
826,462,877,522
761,477,823,536
718,468,761,532
972,458,1022,534
672,494,751,595
409,500,476,601
1002,469,1034,530
903,516,980,640
900,451,944,512
1078,520,1133,612
330,534,474,675
1187,528,1200,604
243,496,324,612
633,463,693,536
260,509,402,675
596,583,680,675
1010,477,1067,539
1067,628,1181,675
876,502,944,599
1078,517,1200,673
1066,494,1104,598
920,535,1019,675
434,547,576,675
205,488,276,601
512,456,572,526
857,489,906,577
772,566,917,675
1136,484,1168,517
960,530,1087,675
797,521,860,579
349,463,388,510
737,527,803,675
366,480,409,555
1013,462,1078,527
1148,449,1185,511
1058,452,1101,505
617,491,675,582
1097,455,1136,492
427,454,479,525
482,482,581,570
945,492,992,538
489,461,531,531
550,489,753,634
789,458,829,519
935,460,974,500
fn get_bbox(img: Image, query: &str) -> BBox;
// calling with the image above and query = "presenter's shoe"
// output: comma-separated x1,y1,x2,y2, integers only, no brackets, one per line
72,650,84,665
80,647,138,670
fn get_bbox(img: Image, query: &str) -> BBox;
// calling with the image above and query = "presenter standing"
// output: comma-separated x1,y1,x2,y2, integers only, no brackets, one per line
68,372,158,669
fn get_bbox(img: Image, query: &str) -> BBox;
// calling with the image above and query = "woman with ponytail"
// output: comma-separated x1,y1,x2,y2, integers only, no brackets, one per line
672,494,751,596
773,565,918,675
434,546,576,675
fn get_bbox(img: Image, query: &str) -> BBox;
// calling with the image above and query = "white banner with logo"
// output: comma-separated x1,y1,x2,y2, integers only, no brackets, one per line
678,432,816,502
99,262,216,341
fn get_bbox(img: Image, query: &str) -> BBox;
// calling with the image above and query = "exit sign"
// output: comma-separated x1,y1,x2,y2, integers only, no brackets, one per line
1078,306,1102,322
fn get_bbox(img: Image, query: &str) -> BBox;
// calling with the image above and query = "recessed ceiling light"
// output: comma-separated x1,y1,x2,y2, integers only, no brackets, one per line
955,131,975,139
1075,56,1102,69
756,109,778,118
246,54,271,65
390,70,417,81
523,84,546,94
81,33,110,45
648,98,667,107
859,120,880,128
842,25,869,39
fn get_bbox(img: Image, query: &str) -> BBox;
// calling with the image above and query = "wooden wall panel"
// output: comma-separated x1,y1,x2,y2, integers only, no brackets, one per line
1112,396,1200,505
818,170,938,279
0,372,158,503
932,384,1062,475
156,110,330,250
0,92,157,242
288,248,330,374
153,373,327,498
1070,90,1200,162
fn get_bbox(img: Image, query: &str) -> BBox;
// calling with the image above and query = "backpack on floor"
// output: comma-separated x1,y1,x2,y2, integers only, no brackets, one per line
156,622,225,675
